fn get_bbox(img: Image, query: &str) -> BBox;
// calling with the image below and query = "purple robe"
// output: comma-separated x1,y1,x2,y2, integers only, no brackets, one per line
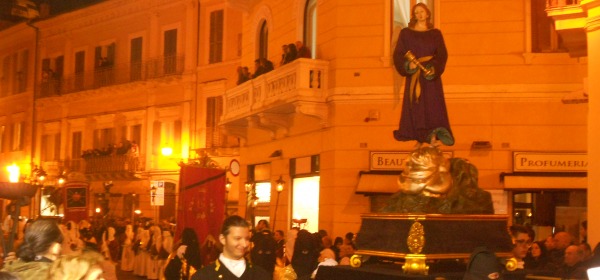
393,28,454,146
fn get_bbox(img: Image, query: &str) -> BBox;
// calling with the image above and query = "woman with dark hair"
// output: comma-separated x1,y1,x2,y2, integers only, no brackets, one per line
393,2,453,147
1,219,64,279
164,228,202,280
284,43,298,64
524,241,552,271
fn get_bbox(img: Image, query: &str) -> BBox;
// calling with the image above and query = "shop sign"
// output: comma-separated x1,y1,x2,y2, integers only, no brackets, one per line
150,180,165,206
370,151,452,171
370,152,408,170
513,152,587,172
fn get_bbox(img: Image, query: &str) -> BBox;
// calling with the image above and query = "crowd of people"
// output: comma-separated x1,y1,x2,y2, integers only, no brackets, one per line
466,223,600,280
3,214,599,280
236,41,311,85
503,223,600,279
0,215,359,280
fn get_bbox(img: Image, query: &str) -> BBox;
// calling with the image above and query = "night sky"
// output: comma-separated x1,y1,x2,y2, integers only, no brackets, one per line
1,0,103,27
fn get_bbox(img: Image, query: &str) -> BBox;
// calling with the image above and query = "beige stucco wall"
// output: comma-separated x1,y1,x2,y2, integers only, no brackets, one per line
230,0,588,238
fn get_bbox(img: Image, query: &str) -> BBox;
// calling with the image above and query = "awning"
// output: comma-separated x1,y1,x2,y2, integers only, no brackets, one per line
355,171,401,195
500,172,587,189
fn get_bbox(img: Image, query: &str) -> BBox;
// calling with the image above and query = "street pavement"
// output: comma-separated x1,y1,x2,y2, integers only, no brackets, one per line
115,266,144,280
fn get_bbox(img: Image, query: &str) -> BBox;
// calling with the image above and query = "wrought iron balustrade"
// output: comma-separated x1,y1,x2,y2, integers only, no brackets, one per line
36,55,185,98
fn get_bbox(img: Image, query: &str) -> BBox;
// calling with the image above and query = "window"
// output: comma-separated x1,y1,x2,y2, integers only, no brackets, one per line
74,51,85,90
209,10,224,64
531,0,566,53
303,0,317,58
95,43,115,87
393,0,432,29
258,21,268,60
153,119,181,155
41,55,64,95
206,96,223,148
17,50,28,93
41,133,61,161
71,131,82,159
292,176,320,233
164,29,178,74
130,124,142,150
130,37,143,81
255,182,272,203
512,190,586,243
10,121,24,151
1,56,9,97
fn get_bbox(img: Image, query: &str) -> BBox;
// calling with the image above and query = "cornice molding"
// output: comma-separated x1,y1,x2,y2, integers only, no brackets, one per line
37,0,187,38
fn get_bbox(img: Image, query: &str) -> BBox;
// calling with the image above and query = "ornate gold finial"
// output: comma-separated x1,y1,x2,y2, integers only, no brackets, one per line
403,218,429,275
505,257,518,271
350,254,362,267
407,220,425,254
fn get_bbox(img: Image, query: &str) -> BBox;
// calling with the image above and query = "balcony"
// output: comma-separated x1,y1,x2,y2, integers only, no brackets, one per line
57,154,146,181
220,58,329,140
36,55,185,98
545,0,587,57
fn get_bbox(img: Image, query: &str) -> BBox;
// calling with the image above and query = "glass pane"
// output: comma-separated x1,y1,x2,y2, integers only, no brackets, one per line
292,176,320,233
255,182,272,203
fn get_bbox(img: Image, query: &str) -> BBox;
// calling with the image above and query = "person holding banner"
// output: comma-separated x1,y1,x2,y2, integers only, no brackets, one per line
192,215,270,280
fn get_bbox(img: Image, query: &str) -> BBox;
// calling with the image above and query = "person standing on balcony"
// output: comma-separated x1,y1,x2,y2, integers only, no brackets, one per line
393,3,454,147
252,59,266,78
296,41,311,59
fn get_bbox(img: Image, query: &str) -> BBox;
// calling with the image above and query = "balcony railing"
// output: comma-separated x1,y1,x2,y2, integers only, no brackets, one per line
59,154,146,175
546,0,581,8
36,55,185,98
221,58,329,124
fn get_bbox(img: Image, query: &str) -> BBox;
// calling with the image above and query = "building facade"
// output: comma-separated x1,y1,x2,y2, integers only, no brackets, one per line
1,0,598,246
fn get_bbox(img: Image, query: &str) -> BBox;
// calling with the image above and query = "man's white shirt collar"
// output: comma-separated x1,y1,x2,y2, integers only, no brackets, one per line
219,253,246,278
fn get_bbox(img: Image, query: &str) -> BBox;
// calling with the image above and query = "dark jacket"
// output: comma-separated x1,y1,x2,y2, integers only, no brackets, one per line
191,259,270,280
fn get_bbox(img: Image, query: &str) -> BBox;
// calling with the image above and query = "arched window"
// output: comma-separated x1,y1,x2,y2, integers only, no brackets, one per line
257,21,268,60
393,0,432,30
304,0,317,58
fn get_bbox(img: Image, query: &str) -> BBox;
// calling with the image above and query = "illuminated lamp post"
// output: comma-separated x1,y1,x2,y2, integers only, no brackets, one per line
6,164,19,183
161,147,173,156
272,175,285,232
1,164,37,254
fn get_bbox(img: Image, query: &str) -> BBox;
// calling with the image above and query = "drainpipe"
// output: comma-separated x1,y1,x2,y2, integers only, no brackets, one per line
26,20,39,217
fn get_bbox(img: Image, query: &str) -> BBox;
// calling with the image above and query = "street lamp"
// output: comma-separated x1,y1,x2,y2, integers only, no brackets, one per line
272,175,285,232
6,164,20,183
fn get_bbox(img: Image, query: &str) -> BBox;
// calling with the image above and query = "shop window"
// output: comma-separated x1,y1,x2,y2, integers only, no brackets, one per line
512,190,586,242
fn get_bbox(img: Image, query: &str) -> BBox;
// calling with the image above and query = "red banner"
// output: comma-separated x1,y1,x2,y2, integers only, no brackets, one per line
62,181,89,224
176,166,226,255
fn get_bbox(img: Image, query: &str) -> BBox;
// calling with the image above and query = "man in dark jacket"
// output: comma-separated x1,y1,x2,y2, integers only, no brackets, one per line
192,216,270,280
